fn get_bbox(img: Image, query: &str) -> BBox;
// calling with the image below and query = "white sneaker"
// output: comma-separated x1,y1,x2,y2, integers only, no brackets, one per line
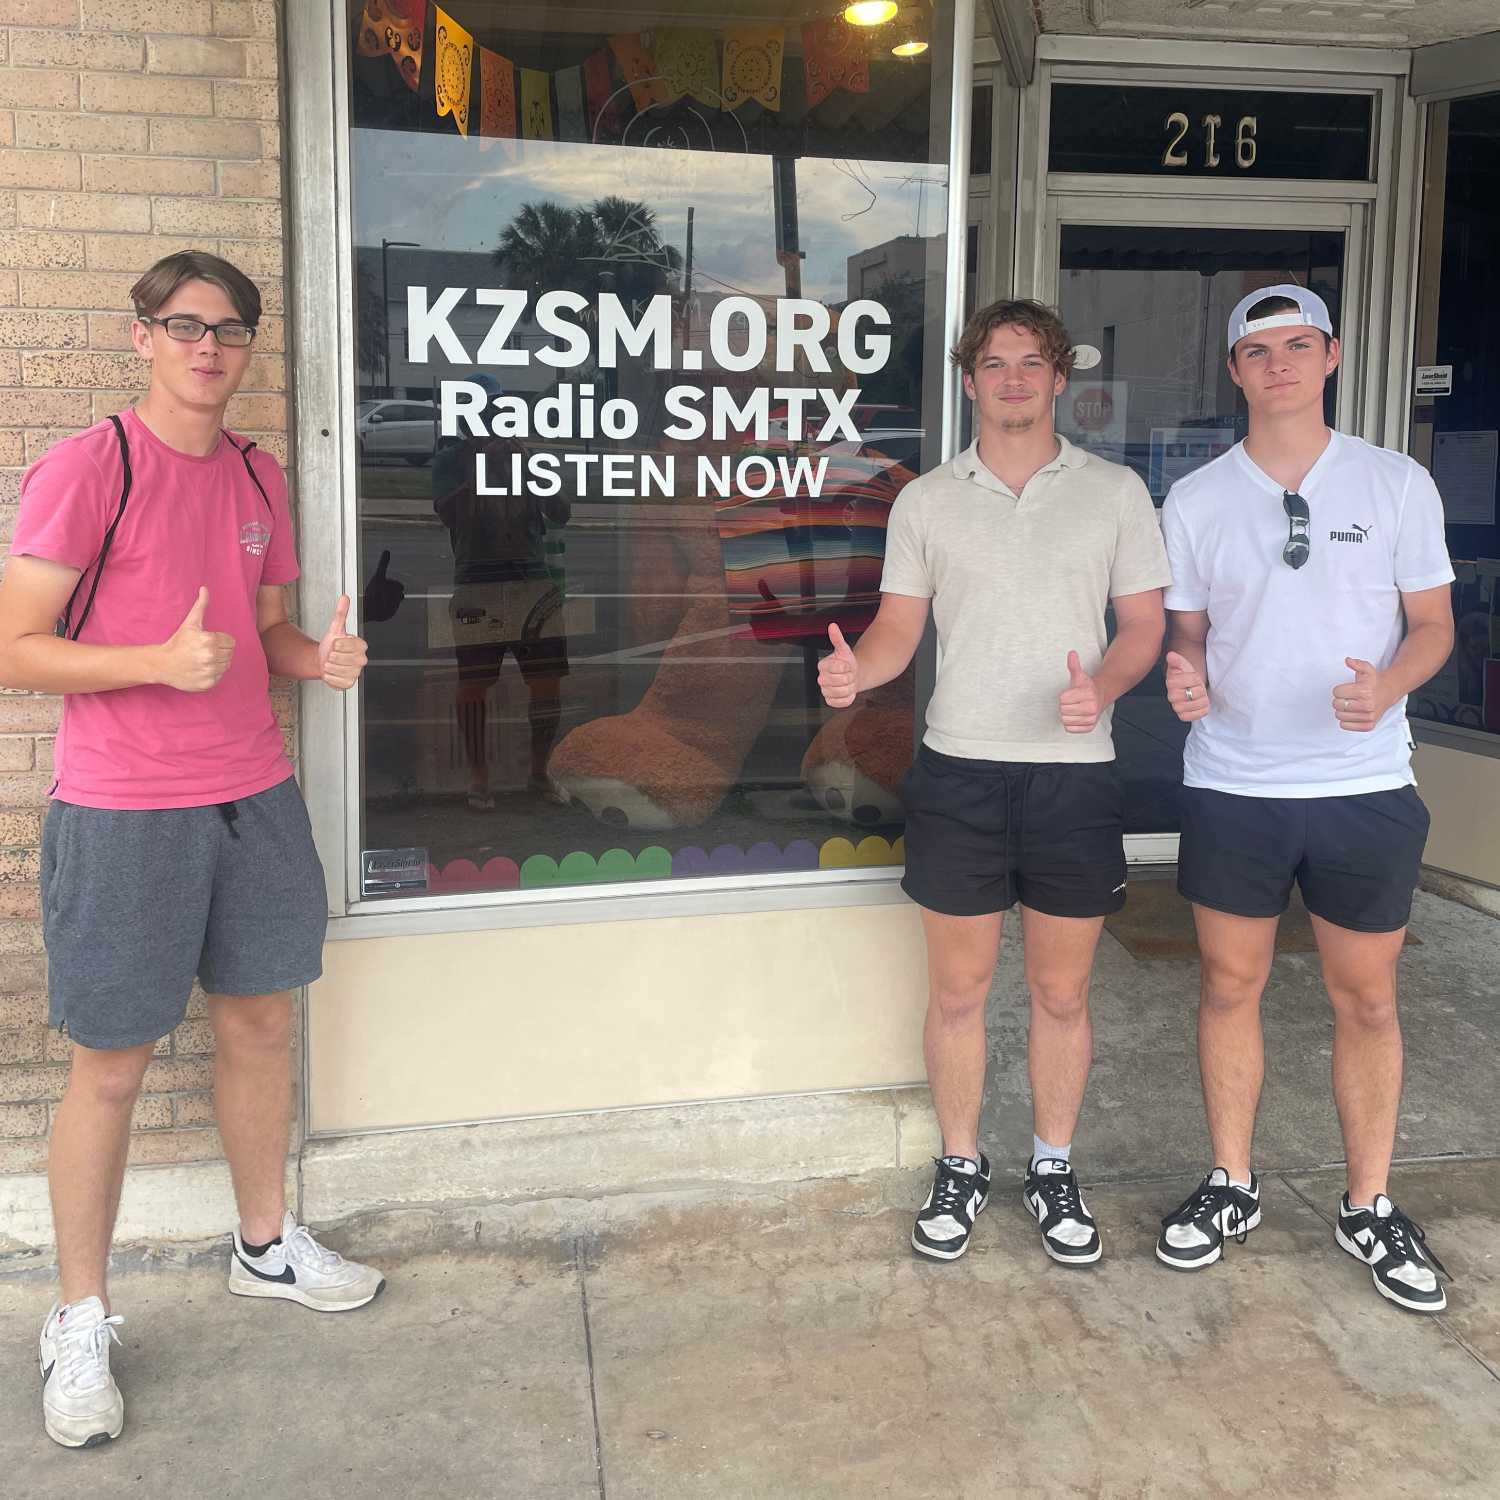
228,1210,386,1311
38,1297,125,1449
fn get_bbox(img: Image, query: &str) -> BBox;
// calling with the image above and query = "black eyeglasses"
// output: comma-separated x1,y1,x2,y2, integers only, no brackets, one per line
1282,490,1311,570
140,315,257,348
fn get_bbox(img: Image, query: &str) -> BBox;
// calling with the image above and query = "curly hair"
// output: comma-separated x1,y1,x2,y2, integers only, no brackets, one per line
950,298,1075,379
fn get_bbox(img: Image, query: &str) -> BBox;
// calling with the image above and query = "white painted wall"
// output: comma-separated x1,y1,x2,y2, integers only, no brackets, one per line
1416,742,1500,889
307,903,930,1134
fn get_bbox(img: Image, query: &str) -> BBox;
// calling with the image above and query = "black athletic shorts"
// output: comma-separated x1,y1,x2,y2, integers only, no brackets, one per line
899,746,1127,919
1177,784,1429,934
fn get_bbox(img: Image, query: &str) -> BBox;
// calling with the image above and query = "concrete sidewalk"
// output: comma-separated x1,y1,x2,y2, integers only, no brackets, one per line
1,1156,1497,1498
3,885,1497,1495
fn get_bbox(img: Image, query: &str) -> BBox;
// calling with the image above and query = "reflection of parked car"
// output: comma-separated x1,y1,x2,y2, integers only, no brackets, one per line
357,399,437,465
820,430,925,474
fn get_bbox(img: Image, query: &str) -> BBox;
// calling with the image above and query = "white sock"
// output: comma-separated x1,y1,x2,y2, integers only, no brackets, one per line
1032,1136,1071,1171
1229,1176,1253,1192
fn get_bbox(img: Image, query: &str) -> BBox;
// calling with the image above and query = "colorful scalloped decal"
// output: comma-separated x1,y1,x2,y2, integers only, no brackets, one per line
418,835,904,894
671,840,820,877
818,835,905,869
425,857,521,893
520,847,673,888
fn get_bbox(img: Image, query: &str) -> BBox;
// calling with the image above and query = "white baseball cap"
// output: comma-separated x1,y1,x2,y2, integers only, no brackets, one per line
1226,284,1334,352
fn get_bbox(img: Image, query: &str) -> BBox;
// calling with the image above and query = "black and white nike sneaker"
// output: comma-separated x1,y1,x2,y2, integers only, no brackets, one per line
1335,1193,1450,1313
1023,1158,1102,1265
1156,1168,1261,1270
229,1211,386,1311
911,1153,991,1261
38,1297,124,1449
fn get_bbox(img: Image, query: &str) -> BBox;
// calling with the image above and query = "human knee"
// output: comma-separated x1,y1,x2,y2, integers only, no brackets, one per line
1328,978,1398,1030
67,1043,152,1110
929,972,989,1024
1199,955,1270,1013
1028,973,1089,1025
211,995,293,1054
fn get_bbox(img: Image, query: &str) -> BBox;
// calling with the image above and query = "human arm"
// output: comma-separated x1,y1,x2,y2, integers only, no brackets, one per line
1332,584,1454,732
1059,589,1166,734
0,557,233,694
1164,609,1211,722
258,584,368,691
816,592,930,708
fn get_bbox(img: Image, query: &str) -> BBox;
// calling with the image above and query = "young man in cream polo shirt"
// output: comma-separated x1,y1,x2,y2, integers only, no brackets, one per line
819,299,1171,1265
1157,286,1456,1312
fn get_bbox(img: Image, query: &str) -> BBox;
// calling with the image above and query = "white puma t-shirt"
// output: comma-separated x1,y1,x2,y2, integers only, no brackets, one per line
1161,433,1454,797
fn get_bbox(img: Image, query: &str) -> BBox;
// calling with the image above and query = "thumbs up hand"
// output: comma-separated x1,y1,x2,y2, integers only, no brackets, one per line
1332,656,1390,732
817,622,861,709
361,547,406,624
318,594,368,692
1164,649,1210,723
158,586,235,693
1059,649,1103,734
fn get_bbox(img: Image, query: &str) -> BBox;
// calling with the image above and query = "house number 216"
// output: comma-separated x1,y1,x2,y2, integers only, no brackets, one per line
1162,112,1258,169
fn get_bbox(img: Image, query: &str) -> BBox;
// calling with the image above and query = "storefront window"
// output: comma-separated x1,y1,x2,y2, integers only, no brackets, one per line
1409,92,1500,739
346,1,963,898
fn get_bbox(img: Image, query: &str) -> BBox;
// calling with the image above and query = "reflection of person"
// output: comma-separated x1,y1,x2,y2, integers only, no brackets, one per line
819,299,1170,1265
433,376,570,809
1159,286,1456,1310
0,252,385,1451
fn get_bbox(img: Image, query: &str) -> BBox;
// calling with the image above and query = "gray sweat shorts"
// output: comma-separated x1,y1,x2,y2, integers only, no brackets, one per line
41,775,328,1050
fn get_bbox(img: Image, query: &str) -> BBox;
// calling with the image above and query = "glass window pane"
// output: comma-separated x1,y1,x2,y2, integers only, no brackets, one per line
347,1,962,899
1408,93,1500,739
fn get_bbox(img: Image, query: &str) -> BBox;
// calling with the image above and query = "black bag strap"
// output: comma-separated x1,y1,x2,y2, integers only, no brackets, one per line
58,414,132,641
56,419,273,641
224,431,273,514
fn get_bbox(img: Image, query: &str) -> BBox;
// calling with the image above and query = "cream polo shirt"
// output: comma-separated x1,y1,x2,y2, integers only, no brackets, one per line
881,434,1172,763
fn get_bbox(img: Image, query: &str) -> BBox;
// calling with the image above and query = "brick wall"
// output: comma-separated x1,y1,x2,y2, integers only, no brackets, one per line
0,0,289,1174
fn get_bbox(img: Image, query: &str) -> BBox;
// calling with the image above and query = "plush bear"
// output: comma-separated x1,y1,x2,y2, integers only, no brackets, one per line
547,442,915,832
548,299,920,834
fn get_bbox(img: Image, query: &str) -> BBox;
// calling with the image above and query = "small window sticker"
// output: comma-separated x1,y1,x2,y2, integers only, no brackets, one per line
1414,365,1453,398
361,847,429,896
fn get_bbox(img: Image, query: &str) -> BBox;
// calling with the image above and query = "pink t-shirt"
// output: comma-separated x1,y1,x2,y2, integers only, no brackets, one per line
12,407,299,809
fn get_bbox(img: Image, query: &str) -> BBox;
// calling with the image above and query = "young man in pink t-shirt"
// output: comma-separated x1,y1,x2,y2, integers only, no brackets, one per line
0,252,385,1450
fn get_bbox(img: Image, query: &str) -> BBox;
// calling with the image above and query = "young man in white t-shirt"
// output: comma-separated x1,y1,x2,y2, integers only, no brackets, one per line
1157,286,1456,1311
818,300,1170,1265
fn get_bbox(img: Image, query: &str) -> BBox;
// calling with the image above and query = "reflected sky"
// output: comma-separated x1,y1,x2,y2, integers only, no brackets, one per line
352,130,949,303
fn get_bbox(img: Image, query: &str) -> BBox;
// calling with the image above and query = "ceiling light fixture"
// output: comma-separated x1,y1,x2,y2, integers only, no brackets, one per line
890,3,929,55
844,1,898,26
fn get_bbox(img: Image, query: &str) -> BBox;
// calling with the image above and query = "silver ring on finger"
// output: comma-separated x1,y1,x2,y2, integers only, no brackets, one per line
1184,687,1194,701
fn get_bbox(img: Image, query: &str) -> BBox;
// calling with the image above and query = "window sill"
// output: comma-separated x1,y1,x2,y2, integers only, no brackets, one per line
1412,719,1500,760
327,867,912,940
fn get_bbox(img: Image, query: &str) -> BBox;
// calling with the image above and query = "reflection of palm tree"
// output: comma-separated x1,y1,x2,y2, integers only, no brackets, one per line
590,196,683,307
356,261,387,390
493,201,603,299
494,197,685,306
859,271,924,409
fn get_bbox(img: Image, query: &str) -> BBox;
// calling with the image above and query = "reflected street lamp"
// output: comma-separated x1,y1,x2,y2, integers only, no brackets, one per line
380,238,419,394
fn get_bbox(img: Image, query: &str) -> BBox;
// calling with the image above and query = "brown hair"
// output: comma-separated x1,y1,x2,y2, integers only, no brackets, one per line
129,250,261,326
950,298,1076,379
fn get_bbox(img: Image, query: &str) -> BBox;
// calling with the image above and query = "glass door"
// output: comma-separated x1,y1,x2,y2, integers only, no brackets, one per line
1408,89,1500,745
1041,196,1362,857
